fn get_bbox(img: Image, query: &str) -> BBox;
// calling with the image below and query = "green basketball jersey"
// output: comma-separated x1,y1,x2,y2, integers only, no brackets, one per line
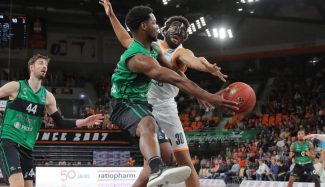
294,140,312,164
111,40,159,102
0,80,46,150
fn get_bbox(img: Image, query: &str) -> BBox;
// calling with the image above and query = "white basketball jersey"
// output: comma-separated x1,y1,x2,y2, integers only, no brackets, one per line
147,40,183,105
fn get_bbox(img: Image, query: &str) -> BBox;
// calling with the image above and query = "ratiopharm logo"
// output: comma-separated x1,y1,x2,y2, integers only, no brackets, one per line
97,169,137,181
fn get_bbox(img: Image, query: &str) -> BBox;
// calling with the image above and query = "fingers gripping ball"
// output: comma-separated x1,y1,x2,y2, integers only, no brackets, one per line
223,82,256,114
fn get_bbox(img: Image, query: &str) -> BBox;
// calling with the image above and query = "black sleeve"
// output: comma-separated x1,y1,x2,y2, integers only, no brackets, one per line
50,111,76,128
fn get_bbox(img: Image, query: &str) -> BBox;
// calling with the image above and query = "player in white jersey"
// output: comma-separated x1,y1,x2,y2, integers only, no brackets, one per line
100,1,231,186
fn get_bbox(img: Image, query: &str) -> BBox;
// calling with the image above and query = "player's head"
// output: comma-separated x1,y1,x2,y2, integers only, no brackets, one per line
125,6,159,42
297,129,305,141
161,16,190,49
27,54,50,80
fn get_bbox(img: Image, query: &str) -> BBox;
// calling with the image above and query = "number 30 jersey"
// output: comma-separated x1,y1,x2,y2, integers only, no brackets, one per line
0,80,46,150
147,40,184,105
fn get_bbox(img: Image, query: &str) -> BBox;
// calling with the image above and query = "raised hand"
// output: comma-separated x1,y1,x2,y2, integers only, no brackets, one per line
200,58,227,82
304,134,316,141
304,134,325,141
99,0,114,17
304,149,313,158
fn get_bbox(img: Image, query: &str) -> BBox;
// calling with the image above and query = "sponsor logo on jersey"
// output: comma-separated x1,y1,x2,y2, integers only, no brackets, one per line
14,122,21,129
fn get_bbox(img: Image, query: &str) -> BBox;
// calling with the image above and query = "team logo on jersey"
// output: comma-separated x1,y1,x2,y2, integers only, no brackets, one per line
14,122,21,129
23,87,27,95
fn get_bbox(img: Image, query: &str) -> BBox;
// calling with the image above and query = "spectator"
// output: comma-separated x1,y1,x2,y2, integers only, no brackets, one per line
127,157,136,166
223,159,240,183
276,159,289,181
256,159,270,181
268,156,279,181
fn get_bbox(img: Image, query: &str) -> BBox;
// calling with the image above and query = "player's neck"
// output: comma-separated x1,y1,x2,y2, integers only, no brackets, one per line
28,76,42,92
133,35,152,50
298,140,305,144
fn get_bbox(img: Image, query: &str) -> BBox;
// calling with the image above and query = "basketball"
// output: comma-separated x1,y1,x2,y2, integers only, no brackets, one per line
223,82,256,114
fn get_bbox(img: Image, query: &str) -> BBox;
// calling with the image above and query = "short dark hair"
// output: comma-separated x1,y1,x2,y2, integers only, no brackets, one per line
28,54,50,65
27,54,50,74
298,129,305,133
125,6,153,33
161,16,190,34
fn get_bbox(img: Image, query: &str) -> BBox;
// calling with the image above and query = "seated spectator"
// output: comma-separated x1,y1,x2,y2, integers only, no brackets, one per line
223,159,240,183
268,156,279,181
256,159,270,181
209,159,227,179
276,159,289,181
127,157,136,166
200,157,208,168
208,159,220,179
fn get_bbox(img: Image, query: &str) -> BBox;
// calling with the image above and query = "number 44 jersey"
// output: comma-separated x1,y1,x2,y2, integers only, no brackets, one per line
0,80,46,150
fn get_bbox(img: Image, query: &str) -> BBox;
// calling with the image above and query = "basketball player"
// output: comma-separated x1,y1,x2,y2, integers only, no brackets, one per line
288,130,320,187
304,133,325,169
106,5,238,187
0,54,104,187
99,1,229,186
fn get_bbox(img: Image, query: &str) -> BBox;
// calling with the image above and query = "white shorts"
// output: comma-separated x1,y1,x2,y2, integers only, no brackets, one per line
152,101,189,152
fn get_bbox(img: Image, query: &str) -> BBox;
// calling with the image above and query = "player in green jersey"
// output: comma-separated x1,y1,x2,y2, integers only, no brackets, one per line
108,5,239,187
100,1,230,186
0,54,103,187
288,129,320,187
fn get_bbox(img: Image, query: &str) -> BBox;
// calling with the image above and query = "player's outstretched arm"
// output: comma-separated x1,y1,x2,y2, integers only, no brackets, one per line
127,55,238,112
0,81,19,99
304,134,325,141
173,48,227,82
99,0,133,48
46,91,103,128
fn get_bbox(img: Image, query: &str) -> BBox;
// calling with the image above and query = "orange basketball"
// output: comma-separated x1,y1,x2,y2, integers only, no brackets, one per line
223,82,256,114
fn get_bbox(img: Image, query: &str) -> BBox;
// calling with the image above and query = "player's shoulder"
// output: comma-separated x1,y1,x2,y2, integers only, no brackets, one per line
152,41,160,48
45,89,54,98
4,81,20,90
152,42,161,52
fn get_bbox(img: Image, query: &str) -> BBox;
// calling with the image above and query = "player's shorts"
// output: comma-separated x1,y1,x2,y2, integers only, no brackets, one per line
290,162,317,179
152,100,189,152
109,98,169,144
0,138,34,183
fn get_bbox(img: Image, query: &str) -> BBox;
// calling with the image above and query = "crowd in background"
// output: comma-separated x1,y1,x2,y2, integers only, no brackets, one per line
0,58,324,184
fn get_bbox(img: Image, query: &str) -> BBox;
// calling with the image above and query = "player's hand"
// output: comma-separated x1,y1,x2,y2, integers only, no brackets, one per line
305,149,311,157
303,134,316,141
99,0,114,17
80,114,104,128
200,58,227,82
197,98,215,112
209,88,239,114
